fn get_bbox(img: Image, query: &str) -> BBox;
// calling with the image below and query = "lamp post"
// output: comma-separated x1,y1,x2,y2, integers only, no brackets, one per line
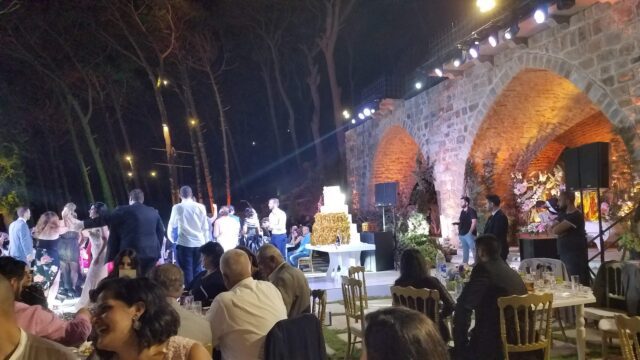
124,154,140,188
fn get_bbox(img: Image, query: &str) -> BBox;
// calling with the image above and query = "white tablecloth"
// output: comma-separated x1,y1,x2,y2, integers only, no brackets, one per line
308,243,376,278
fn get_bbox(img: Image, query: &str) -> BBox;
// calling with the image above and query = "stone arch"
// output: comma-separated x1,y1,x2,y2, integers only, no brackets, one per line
369,125,426,208
462,52,636,216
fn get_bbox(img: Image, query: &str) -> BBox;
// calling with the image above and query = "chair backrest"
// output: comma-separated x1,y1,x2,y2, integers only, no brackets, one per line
605,261,626,306
519,258,569,281
616,314,640,360
348,266,368,308
497,293,553,359
341,276,365,332
390,286,440,325
204,343,213,355
310,289,327,325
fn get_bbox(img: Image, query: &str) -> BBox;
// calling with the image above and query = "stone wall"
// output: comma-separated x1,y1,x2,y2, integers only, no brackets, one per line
346,0,640,241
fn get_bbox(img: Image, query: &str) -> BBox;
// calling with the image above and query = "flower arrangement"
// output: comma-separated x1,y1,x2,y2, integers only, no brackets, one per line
396,211,442,266
311,212,351,245
512,166,565,232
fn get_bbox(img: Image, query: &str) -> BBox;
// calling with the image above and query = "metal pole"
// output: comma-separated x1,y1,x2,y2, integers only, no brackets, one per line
382,206,386,232
596,187,605,264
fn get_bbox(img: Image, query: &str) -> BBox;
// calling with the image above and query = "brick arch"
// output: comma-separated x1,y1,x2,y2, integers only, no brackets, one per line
463,54,635,212
369,125,425,207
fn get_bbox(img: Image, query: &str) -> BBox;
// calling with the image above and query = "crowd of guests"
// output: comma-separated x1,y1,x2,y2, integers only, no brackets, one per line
0,186,596,359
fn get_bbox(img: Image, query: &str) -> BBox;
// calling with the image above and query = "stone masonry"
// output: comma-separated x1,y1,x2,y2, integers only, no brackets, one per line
346,0,640,241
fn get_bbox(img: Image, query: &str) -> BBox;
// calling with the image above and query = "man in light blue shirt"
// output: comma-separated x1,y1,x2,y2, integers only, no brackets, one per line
288,226,311,267
8,207,33,263
168,186,212,285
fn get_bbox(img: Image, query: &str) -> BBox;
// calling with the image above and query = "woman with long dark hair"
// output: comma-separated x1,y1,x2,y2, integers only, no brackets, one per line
107,248,140,279
89,277,209,359
394,248,455,342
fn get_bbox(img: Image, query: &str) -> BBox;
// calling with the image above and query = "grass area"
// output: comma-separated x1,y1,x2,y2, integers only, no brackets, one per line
323,327,361,359
322,327,621,360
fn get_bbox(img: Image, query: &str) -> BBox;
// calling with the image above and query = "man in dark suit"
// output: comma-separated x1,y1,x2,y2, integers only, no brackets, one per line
483,194,510,261
256,244,310,318
107,189,166,276
453,234,527,360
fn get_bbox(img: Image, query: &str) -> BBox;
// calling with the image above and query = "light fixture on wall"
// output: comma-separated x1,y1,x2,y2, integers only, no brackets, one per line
469,45,479,59
415,81,423,90
363,108,371,117
534,6,547,24
504,23,520,40
434,68,443,77
358,113,365,120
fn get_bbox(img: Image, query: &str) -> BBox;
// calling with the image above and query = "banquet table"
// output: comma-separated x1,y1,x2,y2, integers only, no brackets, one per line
307,243,376,278
533,288,596,360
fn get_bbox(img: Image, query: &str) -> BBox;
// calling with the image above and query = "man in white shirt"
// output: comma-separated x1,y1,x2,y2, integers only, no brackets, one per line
206,249,287,360
0,275,75,360
268,198,287,257
168,186,211,285
149,264,212,345
213,206,240,252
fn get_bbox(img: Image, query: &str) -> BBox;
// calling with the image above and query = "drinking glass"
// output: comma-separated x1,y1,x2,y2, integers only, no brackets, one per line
571,275,580,293
524,274,535,292
191,301,202,315
182,295,194,308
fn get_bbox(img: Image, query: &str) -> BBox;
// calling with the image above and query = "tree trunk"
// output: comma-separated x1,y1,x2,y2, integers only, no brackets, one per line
47,139,63,208
66,113,94,205
225,126,246,195
104,111,129,202
107,84,135,195
258,65,283,159
207,69,232,206
147,73,179,203
188,127,204,204
322,47,345,156
305,52,324,166
268,41,301,167
66,93,115,208
178,62,216,213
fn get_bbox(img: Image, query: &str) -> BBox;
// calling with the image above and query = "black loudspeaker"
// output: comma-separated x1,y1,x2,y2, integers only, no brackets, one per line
562,147,581,191
374,182,398,207
561,142,610,190
360,232,395,271
578,142,609,189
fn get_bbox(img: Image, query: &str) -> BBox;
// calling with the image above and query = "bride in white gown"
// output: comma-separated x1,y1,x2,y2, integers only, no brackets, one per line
76,202,109,309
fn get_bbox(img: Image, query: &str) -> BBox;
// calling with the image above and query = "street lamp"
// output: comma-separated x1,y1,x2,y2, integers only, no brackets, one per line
150,171,157,178
127,171,133,178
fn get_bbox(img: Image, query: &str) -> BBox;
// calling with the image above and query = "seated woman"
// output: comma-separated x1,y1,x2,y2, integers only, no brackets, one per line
288,226,311,267
187,242,227,307
89,277,210,360
362,307,449,360
107,248,140,279
19,263,48,309
394,248,455,342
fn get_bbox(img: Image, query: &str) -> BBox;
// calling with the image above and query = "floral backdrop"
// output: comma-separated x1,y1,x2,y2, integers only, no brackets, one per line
511,166,565,233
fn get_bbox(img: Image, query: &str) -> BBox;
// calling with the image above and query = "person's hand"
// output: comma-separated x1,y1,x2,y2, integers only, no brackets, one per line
76,307,91,319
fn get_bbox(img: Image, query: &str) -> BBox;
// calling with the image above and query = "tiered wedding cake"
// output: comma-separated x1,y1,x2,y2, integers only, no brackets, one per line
313,186,360,245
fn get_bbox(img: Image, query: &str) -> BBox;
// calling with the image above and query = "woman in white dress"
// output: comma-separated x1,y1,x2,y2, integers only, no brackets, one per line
77,202,109,309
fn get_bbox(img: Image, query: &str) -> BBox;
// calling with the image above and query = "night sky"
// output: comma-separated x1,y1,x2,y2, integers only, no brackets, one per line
0,0,481,222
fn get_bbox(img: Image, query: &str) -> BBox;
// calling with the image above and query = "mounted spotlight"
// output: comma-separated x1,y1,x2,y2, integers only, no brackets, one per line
371,109,376,114
476,0,496,13
351,118,356,124
534,6,547,24
557,0,576,10
358,113,365,120
453,59,461,67
469,45,479,59
505,23,520,40
415,81,423,90
434,68,443,77
488,33,498,47
363,108,371,117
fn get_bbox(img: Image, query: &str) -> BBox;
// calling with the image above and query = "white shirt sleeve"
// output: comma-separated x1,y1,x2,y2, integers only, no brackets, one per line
167,205,179,242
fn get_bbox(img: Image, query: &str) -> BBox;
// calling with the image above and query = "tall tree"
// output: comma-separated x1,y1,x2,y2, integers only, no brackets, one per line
100,0,182,202
311,0,357,157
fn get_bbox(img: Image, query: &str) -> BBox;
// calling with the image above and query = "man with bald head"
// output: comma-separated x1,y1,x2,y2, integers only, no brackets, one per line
0,275,75,359
205,249,287,359
257,244,310,318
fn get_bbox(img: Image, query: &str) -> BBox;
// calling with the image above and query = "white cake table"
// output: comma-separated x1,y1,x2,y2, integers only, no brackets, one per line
308,243,376,278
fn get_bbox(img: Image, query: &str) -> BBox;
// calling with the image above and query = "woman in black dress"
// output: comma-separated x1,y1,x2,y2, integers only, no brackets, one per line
32,211,62,295
187,242,226,307
394,248,455,342
58,203,82,299
552,191,590,286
